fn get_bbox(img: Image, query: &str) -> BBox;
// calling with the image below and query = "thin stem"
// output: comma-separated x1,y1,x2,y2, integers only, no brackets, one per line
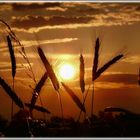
91,82,94,117
39,95,46,121
77,95,85,122
24,55,36,84
11,78,14,120
57,91,64,123
26,118,33,137
19,48,36,84
77,109,82,122
83,94,86,120
77,85,90,122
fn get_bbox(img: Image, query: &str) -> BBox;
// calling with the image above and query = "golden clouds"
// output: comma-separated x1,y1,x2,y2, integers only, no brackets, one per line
0,3,140,32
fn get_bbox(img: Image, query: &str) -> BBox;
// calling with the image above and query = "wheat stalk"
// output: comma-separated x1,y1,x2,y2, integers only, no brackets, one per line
77,84,91,122
56,90,64,121
91,37,100,117
30,72,48,115
91,54,123,117
0,77,24,109
25,103,51,114
93,54,123,81
138,67,140,86
79,54,86,120
0,19,17,41
19,48,36,84
38,47,59,91
1,20,33,134
6,36,16,78
34,73,47,120
0,19,36,84
37,47,64,120
61,82,86,113
91,36,123,118
80,54,85,93
92,37,100,81
6,35,16,120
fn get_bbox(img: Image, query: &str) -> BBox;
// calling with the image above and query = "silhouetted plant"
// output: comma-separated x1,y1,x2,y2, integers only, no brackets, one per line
37,47,63,120
91,37,123,117
6,35,16,119
29,72,48,117
61,82,86,113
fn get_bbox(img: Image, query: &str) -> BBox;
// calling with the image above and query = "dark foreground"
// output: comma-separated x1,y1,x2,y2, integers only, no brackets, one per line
1,108,140,137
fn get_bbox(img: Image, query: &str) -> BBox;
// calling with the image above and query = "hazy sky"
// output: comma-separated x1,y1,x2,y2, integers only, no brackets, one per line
0,2,140,120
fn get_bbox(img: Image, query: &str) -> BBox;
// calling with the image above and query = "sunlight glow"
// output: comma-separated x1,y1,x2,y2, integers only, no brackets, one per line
59,64,75,80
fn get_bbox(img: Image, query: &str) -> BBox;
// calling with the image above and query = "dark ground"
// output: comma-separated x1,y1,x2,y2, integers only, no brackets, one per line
1,108,140,137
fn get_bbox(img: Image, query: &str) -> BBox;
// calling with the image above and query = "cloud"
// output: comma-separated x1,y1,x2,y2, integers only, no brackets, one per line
20,37,78,45
96,73,138,85
84,73,137,86
11,3,62,11
95,82,126,89
74,81,129,90
62,72,138,91
0,4,12,12
0,62,33,72
0,2,140,32
75,73,138,89
46,7,67,12
0,37,78,53
11,16,49,29
11,15,94,30
123,55,140,64
0,46,21,53
0,3,137,31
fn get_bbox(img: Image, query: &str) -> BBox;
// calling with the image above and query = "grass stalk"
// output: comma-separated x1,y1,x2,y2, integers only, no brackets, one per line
138,67,140,86
11,78,14,120
91,82,94,118
30,72,48,117
39,95,46,120
57,91,64,123
0,77,24,109
77,85,90,122
25,103,51,114
26,117,33,137
37,47,63,121
83,94,86,120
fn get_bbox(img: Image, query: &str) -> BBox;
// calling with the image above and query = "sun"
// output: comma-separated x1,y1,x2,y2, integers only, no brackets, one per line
59,64,75,80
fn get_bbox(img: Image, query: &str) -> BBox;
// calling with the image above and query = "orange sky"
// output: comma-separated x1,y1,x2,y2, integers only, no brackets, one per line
0,2,140,120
